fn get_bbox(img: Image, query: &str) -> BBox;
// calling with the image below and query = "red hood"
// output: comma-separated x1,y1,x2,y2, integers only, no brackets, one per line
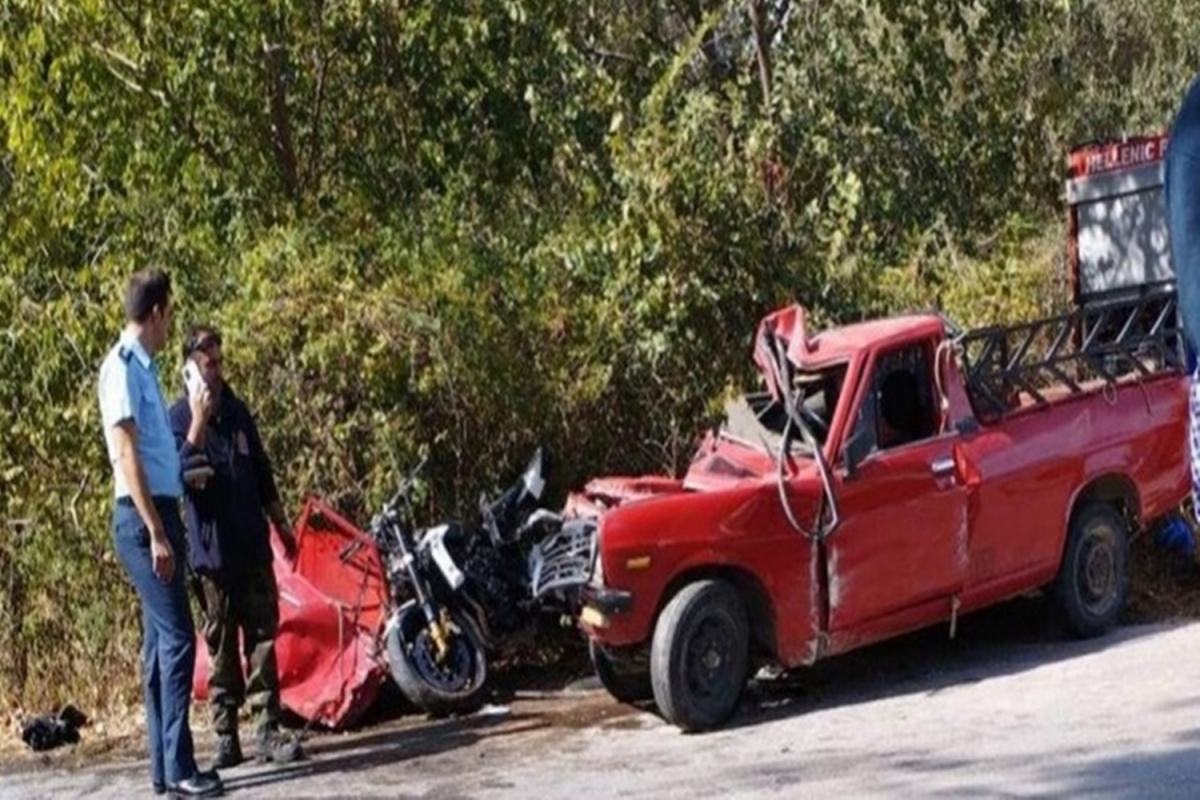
563,474,688,518
563,432,819,517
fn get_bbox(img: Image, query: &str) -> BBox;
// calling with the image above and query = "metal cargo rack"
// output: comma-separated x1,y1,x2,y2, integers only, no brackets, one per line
957,290,1184,421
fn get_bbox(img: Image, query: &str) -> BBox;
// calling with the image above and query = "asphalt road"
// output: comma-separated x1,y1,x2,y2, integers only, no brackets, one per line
6,608,1200,799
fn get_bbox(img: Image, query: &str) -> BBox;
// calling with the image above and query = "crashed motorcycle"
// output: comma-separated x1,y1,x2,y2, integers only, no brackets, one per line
369,448,596,715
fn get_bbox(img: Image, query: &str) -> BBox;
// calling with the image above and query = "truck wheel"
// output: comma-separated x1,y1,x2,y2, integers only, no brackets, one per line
590,640,652,703
650,579,749,732
1053,503,1129,638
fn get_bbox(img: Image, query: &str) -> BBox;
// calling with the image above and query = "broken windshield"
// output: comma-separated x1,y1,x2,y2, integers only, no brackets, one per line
720,364,848,455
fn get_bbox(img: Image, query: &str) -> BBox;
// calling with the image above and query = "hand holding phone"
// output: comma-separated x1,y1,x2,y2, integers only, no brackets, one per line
183,360,204,400
183,361,214,428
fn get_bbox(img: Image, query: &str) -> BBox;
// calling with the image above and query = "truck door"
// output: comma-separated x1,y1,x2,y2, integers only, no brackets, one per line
824,341,970,641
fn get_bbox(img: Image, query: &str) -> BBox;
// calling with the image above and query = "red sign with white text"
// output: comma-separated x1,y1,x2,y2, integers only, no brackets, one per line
1069,133,1168,179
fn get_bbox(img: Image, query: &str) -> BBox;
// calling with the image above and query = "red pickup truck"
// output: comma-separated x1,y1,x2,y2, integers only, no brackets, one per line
573,295,1189,731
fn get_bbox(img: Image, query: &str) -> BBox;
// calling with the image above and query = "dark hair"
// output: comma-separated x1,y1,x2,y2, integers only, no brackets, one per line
124,269,172,323
182,323,222,360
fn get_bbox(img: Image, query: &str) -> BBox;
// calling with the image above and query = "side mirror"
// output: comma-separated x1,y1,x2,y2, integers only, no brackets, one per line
843,429,872,480
522,447,547,501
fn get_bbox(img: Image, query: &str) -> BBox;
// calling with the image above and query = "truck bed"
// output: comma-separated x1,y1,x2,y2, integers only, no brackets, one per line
959,291,1183,421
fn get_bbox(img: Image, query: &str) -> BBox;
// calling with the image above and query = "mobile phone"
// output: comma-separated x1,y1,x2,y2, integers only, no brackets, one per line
183,360,204,399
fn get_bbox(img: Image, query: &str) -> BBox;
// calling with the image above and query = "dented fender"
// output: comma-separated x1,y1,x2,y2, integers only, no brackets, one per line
581,480,822,665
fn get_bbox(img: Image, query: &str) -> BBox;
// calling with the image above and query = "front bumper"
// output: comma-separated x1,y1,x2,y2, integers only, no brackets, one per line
579,584,633,629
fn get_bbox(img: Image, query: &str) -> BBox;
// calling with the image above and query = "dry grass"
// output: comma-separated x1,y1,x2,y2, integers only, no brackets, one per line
1128,522,1200,623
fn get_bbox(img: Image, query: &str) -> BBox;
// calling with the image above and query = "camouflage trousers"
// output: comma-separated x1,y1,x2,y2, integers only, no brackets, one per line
194,562,282,736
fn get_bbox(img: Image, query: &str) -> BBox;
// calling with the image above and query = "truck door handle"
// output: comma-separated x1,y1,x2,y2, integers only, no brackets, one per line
930,457,956,479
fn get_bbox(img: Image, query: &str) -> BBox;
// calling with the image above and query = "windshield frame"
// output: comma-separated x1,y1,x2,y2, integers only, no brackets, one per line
719,361,850,459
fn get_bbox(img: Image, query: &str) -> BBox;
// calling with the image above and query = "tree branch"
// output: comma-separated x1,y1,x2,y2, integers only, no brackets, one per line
306,52,328,198
579,40,638,64
262,18,301,204
747,0,773,106
305,0,329,199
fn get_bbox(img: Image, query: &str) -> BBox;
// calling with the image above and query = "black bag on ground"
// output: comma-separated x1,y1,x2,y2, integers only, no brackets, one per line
21,705,88,752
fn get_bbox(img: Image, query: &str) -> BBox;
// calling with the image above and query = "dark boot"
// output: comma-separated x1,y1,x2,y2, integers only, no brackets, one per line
211,733,243,770
254,726,305,764
167,769,223,798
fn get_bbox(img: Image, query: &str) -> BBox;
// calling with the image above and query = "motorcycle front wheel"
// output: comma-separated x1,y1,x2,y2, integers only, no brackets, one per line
385,600,490,716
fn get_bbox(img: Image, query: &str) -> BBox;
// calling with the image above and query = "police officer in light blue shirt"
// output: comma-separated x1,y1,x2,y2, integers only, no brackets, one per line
97,269,222,799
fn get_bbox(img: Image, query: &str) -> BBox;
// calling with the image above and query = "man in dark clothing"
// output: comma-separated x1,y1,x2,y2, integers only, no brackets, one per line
169,324,304,769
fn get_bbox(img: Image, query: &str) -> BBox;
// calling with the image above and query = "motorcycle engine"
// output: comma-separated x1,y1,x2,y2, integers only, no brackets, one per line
464,545,528,635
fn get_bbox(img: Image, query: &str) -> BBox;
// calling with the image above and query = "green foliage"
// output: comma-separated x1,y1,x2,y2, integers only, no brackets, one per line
2,0,1197,710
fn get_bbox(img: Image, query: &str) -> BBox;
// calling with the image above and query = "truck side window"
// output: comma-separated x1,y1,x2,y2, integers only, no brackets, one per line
853,344,938,452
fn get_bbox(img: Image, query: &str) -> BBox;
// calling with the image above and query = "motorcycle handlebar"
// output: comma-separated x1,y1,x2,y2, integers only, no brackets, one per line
388,454,429,512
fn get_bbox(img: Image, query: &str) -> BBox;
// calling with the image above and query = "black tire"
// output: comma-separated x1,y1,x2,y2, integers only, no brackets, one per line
1053,503,1129,638
590,640,653,704
386,601,489,716
650,580,750,732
